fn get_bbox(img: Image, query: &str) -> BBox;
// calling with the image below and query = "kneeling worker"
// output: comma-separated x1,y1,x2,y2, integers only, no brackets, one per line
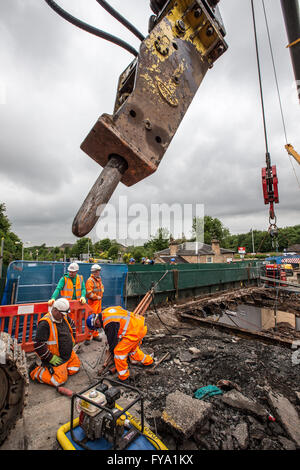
86,306,153,383
29,298,80,387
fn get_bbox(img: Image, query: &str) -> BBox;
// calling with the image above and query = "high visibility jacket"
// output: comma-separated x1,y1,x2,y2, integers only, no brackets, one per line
60,274,84,301
101,306,147,343
38,313,75,357
86,275,104,314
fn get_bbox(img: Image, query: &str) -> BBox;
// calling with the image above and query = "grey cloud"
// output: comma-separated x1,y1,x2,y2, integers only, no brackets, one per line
1,0,299,245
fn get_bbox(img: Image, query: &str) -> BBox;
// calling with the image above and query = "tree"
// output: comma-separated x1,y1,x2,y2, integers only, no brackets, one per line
0,203,22,265
144,228,170,256
94,238,112,254
0,203,10,233
108,245,119,261
192,216,230,245
71,238,93,258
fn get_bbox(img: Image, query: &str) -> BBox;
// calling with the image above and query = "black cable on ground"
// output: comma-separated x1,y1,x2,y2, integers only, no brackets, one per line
43,0,138,57
95,0,145,42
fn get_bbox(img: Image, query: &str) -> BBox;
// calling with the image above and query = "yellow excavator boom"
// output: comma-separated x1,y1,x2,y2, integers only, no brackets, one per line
285,144,300,165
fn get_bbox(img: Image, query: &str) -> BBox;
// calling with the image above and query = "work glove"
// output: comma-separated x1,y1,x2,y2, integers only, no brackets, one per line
49,355,63,367
80,297,86,304
48,299,55,306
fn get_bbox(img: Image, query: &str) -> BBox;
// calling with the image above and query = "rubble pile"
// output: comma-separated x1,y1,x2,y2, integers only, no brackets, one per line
128,307,300,450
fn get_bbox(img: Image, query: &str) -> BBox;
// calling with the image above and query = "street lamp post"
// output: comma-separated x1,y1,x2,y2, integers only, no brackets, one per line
251,229,255,254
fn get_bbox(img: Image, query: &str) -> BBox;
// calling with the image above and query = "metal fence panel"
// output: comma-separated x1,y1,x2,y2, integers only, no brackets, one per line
1,261,128,308
127,262,262,296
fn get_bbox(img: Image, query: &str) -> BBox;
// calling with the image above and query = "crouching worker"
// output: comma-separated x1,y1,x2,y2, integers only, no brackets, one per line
86,306,154,383
29,298,80,388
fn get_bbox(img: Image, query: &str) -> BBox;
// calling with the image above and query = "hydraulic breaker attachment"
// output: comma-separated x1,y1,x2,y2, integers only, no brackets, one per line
72,0,228,237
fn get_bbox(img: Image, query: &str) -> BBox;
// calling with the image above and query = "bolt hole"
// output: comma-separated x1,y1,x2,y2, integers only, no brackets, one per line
155,136,162,144
129,109,136,118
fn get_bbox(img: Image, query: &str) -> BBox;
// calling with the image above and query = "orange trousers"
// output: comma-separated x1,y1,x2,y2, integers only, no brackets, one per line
30,350,80,387
86,329,100,340
113,337,153,381
86,299,102,340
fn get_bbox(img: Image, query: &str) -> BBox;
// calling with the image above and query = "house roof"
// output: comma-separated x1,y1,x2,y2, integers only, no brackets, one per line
157,255,189,264
287,244,300,253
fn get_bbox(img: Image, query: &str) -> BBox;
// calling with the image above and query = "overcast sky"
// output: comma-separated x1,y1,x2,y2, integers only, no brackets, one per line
1,0,299,247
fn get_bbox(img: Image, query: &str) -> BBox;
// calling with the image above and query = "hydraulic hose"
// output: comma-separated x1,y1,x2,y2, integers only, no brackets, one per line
43,0,138,57
95,0,145,42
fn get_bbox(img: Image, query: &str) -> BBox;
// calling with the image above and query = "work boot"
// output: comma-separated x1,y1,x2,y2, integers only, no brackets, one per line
119,376,133,386
28,362,37,379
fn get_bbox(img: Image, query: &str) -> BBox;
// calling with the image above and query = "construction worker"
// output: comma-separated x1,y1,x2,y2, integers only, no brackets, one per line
48,262,86,308
85,264,104,344
86,306,154,383
29,298,80,387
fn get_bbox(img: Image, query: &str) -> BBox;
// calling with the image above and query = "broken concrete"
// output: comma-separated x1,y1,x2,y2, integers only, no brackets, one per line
231,422,249,450
267,390,300,448
161,390,212,439
278,436,297,451
221,389,267,420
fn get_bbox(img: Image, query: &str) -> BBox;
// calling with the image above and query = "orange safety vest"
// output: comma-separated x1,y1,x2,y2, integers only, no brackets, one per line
60,274,83,300
86,275,104,314
101,306,147,342
39,313,75,357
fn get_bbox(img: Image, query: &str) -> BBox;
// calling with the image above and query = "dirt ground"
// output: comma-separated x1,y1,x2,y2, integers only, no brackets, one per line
134,307,300,450
1,304,300,451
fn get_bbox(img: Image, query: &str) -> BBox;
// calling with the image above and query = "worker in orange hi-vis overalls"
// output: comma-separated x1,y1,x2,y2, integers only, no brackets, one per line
29,298,80,388
85,264,104,344
86,306,154,384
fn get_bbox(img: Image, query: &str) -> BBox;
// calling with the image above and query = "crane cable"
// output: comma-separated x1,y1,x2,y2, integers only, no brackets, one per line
251,0,270,156
43,0,139,57
261,0,300,191
251,0,279,250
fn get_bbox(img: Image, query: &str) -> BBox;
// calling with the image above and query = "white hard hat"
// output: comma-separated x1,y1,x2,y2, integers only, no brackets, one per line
68,262,79,272
52,298,70,315
91,264,101,272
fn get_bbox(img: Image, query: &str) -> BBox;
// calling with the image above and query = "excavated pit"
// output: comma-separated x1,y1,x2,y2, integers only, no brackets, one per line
1,286,300,451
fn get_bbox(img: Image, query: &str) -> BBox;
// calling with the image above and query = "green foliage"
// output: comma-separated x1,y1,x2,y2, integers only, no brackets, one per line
0,203,22,265
71,238,93,258
107,245,119,261
94,238,112,254
224,225,300,253
0,203,10,233
131,247,145,263
143,227,170,256
192,216,230,245
122,253,132,264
